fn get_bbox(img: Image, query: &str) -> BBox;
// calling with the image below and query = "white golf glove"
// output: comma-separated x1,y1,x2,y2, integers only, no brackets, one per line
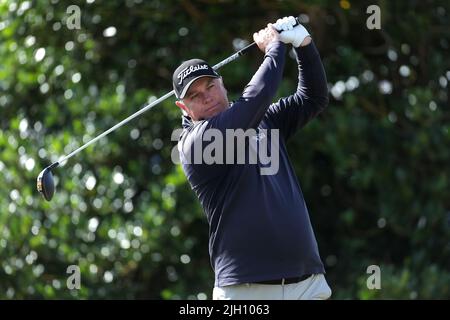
274,16,310,48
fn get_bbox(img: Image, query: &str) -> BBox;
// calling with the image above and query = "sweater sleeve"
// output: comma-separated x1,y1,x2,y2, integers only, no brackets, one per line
265,41,329,141
208,41,286,131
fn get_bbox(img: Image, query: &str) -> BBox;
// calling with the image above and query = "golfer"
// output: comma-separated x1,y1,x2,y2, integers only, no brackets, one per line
172,16,331,300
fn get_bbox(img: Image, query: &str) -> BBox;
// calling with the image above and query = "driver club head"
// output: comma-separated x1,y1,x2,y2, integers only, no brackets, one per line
37,163,58,201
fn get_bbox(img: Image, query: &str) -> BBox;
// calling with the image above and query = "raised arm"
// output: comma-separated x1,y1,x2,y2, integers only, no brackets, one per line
209,25,286,131
266,39,329,141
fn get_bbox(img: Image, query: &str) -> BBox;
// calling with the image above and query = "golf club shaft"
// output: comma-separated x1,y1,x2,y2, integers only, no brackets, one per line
213,42,256,70
57,90,175,165
56,43,259,167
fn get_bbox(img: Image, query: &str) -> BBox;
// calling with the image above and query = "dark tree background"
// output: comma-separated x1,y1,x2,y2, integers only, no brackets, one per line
1,0,449,299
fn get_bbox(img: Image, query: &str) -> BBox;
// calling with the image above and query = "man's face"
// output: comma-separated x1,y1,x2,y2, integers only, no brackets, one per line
178,77,229,121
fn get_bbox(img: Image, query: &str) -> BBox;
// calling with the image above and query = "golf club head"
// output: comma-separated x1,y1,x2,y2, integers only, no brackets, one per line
37,163,57,201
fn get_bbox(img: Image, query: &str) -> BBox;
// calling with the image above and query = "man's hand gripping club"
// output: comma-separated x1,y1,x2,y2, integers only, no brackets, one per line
274,16,312,47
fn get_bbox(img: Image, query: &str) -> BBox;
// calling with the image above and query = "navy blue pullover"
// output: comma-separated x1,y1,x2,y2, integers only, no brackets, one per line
178,41,329,287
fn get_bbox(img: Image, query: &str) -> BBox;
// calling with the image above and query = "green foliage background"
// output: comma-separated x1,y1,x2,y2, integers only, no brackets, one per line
1,0,449,299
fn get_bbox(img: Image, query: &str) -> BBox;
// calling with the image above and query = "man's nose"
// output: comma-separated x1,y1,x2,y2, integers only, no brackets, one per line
202,92,213,104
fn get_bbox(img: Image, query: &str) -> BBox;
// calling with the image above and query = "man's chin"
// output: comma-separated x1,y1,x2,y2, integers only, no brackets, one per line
205,106,222,118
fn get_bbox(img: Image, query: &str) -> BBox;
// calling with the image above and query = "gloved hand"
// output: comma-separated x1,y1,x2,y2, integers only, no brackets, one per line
273,16,297,32
274,16,310,48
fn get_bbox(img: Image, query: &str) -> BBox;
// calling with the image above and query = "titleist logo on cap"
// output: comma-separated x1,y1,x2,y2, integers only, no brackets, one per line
177,64,209,85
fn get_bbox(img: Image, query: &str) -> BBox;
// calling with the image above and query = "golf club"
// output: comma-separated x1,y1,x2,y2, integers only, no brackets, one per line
37,17,300,201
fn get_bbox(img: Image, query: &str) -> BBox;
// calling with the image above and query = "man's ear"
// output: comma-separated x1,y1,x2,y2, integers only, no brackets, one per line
175,100,191,117
175,100,188,112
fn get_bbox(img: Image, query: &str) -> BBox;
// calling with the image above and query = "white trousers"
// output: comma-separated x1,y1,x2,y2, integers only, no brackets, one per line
213,274,332,300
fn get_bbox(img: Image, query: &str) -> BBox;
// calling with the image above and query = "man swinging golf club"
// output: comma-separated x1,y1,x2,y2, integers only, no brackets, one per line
35,14,331,300
173,16,331,300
